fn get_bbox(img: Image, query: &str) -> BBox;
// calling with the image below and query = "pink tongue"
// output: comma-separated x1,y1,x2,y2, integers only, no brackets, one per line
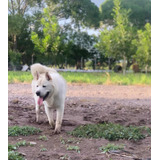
38,97,43,106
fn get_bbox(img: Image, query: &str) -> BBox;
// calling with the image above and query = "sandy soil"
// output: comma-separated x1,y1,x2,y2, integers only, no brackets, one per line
8,83,151,160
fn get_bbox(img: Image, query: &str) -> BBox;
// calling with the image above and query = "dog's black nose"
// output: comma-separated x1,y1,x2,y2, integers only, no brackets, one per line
36,91,40,96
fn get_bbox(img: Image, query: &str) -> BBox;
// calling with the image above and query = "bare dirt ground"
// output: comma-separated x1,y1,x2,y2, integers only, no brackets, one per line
8,83,151,160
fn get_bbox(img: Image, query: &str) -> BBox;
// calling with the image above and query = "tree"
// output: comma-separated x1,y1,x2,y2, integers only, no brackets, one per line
132,23,151,73
8,0,45,65
48,0,100,29
64,31,97,69
100,0,151,28
31,7,60,65
96,0,133,75
8,14,24,50
8,0,44,16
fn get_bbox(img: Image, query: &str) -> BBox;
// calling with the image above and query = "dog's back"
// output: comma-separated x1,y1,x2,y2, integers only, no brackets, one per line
31,63,57,78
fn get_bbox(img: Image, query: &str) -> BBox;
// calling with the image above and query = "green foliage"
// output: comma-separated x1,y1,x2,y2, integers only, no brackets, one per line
8,71,151,85
107,72,151,85
69,123,151,141
8,144,17,151
50,0,100,28
31,7,60,64
8,151,24,160
60,137,80,145
8,126,41,136
8,14,24,37
99,143,124,153
66,145,80,153
40,147,47,152
8,141,27,160
15,140,27,147
60,154,71,160
64,31,97,68
8,71,33,83
100,0,151,28
8,0,44,16
38,135,48,141
132,23,151,71
96,0,134,75
8,50,22,66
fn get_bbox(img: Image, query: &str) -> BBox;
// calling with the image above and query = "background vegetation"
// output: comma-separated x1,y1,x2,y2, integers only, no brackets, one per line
8,0,151,74
8,71,151,85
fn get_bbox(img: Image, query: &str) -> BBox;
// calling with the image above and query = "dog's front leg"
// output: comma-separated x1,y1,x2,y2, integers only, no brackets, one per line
34,95,40,122
35,105,40,122
44,105,54,128
54,105,64,134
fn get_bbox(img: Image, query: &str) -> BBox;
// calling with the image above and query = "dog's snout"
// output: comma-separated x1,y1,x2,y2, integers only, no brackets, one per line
36,91,40,96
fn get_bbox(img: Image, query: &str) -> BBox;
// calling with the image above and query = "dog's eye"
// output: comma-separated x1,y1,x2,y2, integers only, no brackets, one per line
43,85,46,88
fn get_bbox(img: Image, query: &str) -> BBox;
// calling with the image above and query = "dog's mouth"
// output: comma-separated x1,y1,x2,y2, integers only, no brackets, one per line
37,92,50,106
43,91,50,101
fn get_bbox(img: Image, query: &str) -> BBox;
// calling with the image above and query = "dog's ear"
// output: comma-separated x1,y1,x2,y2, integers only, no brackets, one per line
45,72,52,81
35,71,39,80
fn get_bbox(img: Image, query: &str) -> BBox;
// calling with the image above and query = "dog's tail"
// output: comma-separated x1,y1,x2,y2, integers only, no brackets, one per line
31,63,57,78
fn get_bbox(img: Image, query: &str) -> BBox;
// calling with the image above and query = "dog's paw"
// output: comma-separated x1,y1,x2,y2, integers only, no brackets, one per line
53,128,61,134
49,122,55,129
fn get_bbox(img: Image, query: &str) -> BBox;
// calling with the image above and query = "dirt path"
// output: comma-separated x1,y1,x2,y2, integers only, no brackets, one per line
8,83,151,160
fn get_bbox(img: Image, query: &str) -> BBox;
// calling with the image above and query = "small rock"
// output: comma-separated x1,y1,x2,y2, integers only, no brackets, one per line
29,142,37,145
12,99,19,104
19,152,26,156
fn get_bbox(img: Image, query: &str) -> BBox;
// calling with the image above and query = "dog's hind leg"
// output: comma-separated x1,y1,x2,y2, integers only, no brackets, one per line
54,105,64,134
44,105,54,128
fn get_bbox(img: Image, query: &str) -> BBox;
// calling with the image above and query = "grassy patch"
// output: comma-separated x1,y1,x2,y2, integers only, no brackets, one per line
38,135,48,141
8,141,28,160
40,145,47,152
8,126,41,136
15,140,28,147
60,137,81,145
40,147,47,152
8,71,33,83
8,71,151,85
99,143,124,153
66,145,80,153
8,150,25,160
69,123,151,141
60,154,71,160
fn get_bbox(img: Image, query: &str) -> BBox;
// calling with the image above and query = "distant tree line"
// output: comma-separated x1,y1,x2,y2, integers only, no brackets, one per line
8,0,151,73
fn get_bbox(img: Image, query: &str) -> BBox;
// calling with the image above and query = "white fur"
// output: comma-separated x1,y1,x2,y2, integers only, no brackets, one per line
31,63,67,133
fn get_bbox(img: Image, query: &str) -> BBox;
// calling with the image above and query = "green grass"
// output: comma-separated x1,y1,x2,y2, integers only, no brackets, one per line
40,147,47,152
60,154,71,160
8,71,151,85
8,150,24,160
99,143,124,153
69,123,151,141
8,126,41,136
8,71,33,83
8,141,28,160
66,145,80,153
38,135,48,141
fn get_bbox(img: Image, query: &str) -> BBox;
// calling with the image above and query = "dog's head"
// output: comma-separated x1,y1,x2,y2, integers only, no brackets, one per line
34,71,54,106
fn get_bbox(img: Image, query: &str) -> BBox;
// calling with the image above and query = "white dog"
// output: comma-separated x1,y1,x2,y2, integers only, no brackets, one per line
31,63,67,133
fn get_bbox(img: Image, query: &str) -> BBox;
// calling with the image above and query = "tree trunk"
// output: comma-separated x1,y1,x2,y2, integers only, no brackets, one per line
65,57,67,69
145,65,148,74
122,55,127,75
13,34,17,50
31,54,34,64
